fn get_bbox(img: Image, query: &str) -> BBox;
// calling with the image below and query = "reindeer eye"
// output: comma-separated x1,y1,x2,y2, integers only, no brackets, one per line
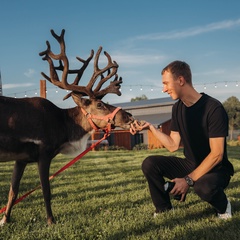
97,102,104,109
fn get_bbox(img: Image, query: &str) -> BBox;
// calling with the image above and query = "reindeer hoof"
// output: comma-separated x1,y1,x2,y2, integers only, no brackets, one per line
0,217,8,227
0,220,5,227
47,217,55,226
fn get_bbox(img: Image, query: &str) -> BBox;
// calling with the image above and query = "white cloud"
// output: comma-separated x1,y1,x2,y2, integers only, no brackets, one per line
194,69,226,77
3,83,34,89
68,50,167,68
107,53,167,66
24,68,36,78
132,18,240,41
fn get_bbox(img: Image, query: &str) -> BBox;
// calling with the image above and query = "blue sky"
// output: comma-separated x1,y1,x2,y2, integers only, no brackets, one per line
1,0,240,108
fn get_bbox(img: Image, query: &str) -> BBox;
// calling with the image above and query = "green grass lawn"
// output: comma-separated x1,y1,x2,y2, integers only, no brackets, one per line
0,146,239,240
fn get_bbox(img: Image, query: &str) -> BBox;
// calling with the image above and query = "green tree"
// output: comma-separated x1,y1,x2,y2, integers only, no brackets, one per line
131,94,148,102
223,96,240,140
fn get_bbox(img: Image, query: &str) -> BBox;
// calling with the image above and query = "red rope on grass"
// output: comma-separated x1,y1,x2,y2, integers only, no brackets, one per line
0,130,109,214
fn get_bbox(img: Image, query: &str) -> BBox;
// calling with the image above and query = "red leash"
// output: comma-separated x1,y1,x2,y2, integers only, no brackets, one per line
0,130,109,214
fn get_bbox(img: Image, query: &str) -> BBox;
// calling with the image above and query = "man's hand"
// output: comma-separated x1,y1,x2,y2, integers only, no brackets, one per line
130,120,150,135
170,178,189,202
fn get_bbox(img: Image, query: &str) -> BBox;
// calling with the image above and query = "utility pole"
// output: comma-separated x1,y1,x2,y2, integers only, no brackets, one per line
0,71,2,96
40,79,46,98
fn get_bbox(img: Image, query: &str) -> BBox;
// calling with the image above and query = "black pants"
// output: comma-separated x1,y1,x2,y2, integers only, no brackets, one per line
142,155,231,214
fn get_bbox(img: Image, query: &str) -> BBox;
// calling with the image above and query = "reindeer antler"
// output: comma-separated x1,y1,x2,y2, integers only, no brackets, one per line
39,29,122,100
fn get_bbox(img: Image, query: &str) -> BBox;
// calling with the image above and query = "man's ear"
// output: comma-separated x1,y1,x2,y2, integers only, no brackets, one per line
178,76,186,86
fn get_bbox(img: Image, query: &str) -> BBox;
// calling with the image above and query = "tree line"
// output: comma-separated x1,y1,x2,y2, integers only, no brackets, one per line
223,96,240,140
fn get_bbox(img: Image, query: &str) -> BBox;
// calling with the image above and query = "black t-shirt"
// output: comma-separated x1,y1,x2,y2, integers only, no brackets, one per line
171,93,234,175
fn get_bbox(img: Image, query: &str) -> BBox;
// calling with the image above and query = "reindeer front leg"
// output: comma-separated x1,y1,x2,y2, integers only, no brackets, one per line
38,158,55,225
0,161,27,226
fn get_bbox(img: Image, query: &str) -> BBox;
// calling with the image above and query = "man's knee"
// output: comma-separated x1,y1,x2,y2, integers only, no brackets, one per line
194,180,215,202
142,156,154,175
142,155,165,176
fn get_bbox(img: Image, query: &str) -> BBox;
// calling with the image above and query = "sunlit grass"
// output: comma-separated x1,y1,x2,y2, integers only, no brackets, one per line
0,146,239,239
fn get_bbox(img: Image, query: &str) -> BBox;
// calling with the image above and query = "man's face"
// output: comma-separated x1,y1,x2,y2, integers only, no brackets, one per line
162,70,181,100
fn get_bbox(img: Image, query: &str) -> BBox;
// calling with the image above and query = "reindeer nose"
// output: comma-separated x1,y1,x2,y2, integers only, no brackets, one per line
127,113,134,122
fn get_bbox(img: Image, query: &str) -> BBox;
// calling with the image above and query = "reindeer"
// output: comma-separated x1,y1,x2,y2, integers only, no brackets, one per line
0,29,134,226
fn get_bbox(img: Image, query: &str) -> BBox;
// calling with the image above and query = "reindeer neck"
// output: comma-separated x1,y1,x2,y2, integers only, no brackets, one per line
65,106,94,133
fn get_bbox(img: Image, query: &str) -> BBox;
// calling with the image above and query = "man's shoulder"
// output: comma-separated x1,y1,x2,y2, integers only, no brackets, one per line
201,93,223,107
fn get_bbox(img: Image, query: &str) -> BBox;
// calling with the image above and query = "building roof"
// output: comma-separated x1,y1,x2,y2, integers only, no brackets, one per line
135,112,172,126
115,97,175,127
114,97,175,109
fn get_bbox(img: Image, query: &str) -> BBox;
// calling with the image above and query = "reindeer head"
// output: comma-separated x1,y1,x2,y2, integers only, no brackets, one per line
39,29,133,131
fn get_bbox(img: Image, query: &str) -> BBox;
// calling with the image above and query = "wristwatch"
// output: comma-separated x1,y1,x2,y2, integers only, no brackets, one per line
184,176,194,186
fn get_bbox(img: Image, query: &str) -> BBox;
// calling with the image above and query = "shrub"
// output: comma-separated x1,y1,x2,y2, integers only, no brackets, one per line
133,143,149,150
227,140,240,146
107,145,127,150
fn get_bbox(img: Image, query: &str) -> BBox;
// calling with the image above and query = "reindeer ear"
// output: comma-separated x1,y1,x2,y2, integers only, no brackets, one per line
71,93,91,107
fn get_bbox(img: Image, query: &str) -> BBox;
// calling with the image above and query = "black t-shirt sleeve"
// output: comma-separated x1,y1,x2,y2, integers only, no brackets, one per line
208,105,229,138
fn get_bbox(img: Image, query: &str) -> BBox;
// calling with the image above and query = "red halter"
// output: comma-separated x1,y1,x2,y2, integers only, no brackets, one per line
81,107,122,132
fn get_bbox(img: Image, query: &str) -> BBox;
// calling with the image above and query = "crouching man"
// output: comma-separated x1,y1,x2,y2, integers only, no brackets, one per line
131,60,234,219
